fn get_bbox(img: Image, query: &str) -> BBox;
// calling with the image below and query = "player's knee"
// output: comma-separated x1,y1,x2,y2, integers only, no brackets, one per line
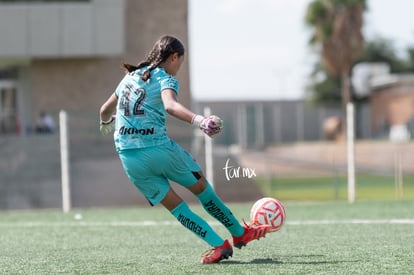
188,174,207,195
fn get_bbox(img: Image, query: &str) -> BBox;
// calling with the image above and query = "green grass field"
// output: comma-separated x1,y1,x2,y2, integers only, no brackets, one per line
257,174,414,201
1,200,413,274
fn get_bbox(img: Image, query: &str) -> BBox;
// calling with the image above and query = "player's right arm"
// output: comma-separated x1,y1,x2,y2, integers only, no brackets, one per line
100,93,117,121
99,93,118,135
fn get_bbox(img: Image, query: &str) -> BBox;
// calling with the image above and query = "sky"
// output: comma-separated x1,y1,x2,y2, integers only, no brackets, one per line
188,0,414,101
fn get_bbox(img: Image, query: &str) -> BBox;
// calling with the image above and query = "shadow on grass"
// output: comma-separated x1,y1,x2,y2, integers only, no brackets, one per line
221,255,359,265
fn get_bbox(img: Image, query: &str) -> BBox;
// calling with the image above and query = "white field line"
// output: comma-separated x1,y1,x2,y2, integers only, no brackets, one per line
0,219,414,228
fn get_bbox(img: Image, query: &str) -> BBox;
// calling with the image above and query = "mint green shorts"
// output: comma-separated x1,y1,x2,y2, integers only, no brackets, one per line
117,140,202,206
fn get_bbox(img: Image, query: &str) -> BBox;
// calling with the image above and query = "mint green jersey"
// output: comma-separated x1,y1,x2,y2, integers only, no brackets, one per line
113,66,179,150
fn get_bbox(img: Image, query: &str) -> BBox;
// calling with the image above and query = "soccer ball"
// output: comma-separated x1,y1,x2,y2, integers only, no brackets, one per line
250,197,286,232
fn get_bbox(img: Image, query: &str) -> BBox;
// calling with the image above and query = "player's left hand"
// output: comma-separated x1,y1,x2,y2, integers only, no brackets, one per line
100,115,115,136
199,115,223,138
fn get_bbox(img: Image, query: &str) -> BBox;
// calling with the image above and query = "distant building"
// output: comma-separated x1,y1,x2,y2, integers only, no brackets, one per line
0,0,192,209
352,62,414,141
370,74,414,142
0,0,191,143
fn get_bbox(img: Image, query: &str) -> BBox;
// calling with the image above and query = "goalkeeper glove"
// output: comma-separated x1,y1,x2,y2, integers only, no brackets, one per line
192,114,223,138
100,115,115,136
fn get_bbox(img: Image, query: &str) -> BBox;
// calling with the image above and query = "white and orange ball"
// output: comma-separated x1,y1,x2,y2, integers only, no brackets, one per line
250,197,286,232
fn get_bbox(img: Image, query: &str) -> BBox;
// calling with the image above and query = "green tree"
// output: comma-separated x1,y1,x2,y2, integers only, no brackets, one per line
307,63,342,103
305,0,366,107
407,47,414,69
305,0,367,204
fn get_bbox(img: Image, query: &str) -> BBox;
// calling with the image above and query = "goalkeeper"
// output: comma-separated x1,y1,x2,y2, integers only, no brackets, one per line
99,35,271,264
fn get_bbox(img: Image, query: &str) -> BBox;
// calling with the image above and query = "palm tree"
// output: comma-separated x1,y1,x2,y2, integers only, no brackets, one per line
305,0,367,203
305,0,366,108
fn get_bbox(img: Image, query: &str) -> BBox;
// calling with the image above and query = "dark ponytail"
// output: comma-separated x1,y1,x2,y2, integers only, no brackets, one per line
122,35,185,81
123,63,140,73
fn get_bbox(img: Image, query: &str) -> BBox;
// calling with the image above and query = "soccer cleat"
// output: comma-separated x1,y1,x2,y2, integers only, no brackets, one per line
232,220,273,249
201,240,233,264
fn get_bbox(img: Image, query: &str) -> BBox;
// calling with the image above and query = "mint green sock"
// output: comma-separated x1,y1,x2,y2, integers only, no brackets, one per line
196,182,244,237
171,201,224,247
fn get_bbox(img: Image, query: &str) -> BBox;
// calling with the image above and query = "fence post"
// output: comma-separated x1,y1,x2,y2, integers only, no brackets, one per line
394,147,404,199
346,103,356,203
204,107,214,189
59,110,71,213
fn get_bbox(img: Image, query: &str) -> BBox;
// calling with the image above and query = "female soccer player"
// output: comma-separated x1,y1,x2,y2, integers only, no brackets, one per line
99,35,271,264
